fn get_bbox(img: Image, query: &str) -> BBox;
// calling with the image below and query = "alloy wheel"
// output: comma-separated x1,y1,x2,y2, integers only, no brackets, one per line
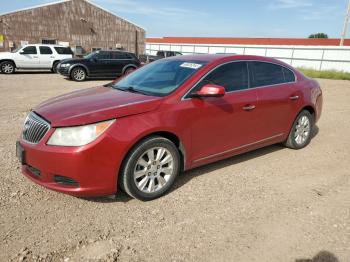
73,68,85,81
2,63,14,74
294,115,311,145
133,147,174,193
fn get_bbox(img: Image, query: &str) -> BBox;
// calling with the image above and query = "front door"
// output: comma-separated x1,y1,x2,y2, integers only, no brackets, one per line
185,61,259,163
16,46,40,68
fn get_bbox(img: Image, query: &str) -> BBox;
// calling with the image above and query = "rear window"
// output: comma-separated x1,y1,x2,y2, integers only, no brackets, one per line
250,61,286,88
283,67,296,82
54,47,73,55
111,52,134,59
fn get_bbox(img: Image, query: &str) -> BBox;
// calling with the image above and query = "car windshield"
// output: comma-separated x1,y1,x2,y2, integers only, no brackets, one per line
112,59,207,97
83,51,97,59
11,47,22,53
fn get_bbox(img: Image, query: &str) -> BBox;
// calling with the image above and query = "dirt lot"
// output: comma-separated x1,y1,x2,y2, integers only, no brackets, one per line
0,73,349,262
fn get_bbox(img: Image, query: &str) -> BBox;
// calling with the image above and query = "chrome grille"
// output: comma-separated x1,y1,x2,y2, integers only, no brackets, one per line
22,112,50,144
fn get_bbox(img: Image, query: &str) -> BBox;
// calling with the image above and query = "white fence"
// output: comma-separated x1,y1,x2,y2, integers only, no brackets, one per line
146,43,350,72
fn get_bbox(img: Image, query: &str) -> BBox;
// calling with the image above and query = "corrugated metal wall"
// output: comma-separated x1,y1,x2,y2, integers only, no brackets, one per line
146,43,350,72
0,0,145,54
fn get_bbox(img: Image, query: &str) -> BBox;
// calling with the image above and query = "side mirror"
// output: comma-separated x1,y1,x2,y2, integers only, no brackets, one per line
19,51,25,55
192,84,226,98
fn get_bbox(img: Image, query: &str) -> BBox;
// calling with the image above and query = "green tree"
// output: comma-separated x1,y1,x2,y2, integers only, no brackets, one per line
308,33,329,39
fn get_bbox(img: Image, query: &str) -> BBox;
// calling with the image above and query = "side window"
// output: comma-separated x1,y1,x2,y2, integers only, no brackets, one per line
54,47,73,55
195,62,249,92
283,67,296,82
111,52,133,59
39,46,53,55
96,51,110,59
22,46,37,54
250,61,285,87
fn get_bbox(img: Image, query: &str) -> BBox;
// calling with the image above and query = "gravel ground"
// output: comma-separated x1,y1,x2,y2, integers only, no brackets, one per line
0,73,349,262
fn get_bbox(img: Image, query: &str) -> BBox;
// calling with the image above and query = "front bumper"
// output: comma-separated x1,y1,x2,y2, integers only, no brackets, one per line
57,66,70,76
18,129,122,197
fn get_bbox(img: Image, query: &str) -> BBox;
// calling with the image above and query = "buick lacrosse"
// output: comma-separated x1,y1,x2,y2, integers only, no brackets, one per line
17,54,323,200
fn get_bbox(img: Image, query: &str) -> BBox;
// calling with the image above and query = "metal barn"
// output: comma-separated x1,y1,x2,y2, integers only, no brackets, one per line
0,0,145,55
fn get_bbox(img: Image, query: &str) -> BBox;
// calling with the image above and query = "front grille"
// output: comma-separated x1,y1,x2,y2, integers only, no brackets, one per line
54,175,79,187
22,112,50,144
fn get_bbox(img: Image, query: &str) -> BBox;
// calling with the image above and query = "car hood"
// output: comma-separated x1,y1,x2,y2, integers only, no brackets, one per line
34,86,162,127
0,52,12,58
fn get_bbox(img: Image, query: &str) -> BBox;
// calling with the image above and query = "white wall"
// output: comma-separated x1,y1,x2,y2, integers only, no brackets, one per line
146,43,350,72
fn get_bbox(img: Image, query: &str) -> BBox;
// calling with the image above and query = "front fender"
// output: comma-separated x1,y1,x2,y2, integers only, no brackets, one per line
68,64,90,76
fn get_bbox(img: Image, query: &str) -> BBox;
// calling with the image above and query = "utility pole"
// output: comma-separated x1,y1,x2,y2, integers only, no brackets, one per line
340,0,350,46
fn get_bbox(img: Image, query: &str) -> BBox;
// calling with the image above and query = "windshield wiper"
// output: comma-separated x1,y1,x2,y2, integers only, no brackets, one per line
114,86,151,96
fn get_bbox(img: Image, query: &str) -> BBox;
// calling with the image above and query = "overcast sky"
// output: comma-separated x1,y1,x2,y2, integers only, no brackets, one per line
0,0,348,38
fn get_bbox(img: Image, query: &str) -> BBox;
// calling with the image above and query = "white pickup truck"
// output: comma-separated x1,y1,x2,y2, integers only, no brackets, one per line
0,44,73,74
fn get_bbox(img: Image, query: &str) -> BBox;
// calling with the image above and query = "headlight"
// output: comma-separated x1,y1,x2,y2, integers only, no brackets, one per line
47,119,115,146
60,63,70,68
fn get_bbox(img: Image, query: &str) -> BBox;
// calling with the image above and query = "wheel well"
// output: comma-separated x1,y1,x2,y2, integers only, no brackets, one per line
70,65,88,76
52,60,60,66
122,65,137,74
123,131,186,174
0,59,17,68
302,106,315,117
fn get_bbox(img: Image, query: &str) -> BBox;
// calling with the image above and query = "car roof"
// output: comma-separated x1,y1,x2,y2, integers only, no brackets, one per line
24,44,69,47
165,54,294,69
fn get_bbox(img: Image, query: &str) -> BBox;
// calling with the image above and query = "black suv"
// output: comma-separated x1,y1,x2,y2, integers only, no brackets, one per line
57,50,141,81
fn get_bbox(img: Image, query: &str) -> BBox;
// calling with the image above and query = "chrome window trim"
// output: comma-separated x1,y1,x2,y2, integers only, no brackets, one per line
193,133,284,163
182,60,297,100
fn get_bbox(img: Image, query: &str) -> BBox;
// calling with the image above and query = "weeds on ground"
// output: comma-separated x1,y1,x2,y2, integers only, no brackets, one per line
297,68,350,80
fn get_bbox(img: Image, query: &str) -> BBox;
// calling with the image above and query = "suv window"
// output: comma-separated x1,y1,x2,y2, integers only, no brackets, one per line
54,47,73,55
111,52,133,59
195,61,249,92
250,61,287,87
39,46,53,55
96,51,110,59
21,46,37,54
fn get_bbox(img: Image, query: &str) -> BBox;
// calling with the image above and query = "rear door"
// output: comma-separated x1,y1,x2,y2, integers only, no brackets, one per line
249,61,300,139
109,52,135,76
186,61,259,162
38,46,54,68
16,46,39,68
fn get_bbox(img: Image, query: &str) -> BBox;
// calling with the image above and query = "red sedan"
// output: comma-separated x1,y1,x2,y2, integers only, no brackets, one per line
16,54,323,200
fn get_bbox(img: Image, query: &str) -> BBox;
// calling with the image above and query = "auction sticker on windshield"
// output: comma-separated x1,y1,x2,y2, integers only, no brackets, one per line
180,62,203,70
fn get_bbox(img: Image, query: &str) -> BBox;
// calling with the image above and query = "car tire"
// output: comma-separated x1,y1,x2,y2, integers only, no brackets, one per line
119,136,180,201
124,67,135,75
284,110,314,150
51,61,60,73
0,61,15,74
70,67,86,81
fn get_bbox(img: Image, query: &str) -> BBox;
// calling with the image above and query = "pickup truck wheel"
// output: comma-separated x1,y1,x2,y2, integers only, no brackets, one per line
0,61,15,74
71,67,86,81
51,61,60,73
124,67,135,75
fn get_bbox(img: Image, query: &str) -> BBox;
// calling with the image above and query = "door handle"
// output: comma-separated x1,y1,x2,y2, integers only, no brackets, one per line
290,95,299,101
33,56,39,58
242,105,256,111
